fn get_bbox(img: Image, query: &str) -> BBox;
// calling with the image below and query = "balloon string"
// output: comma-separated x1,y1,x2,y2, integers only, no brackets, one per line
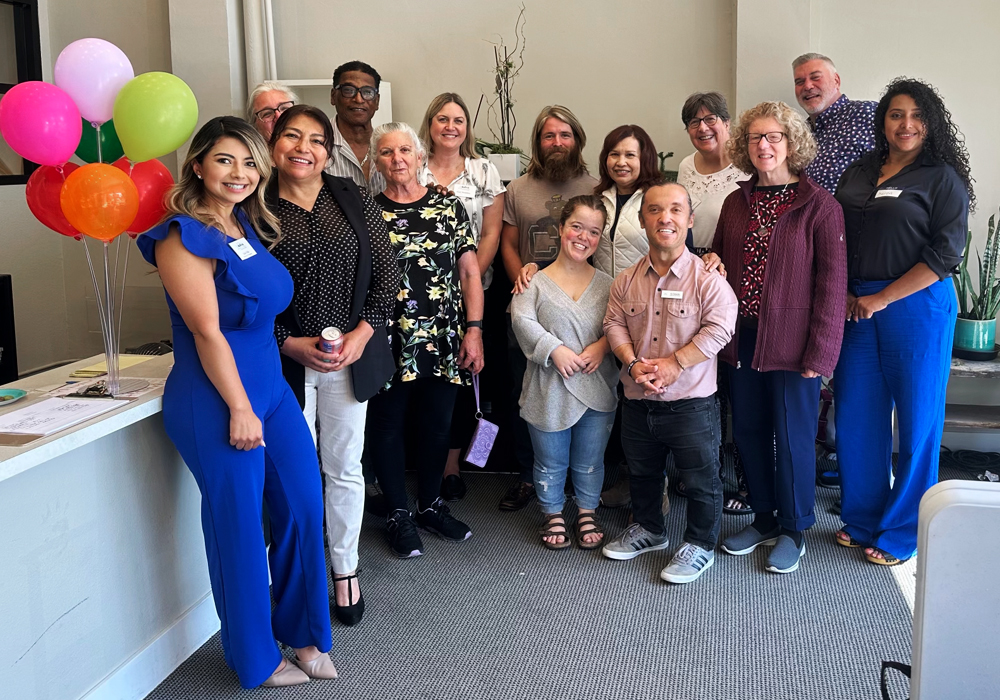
94,122,103,164
83,238,108,333
115,236,131,376
103,242,117,395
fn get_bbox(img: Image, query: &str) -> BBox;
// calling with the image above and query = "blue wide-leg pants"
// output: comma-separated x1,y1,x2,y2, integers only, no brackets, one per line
165,378,332,688
834,278,956,560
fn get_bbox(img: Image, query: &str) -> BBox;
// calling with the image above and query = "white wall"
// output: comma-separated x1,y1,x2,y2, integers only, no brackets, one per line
271,0,736,173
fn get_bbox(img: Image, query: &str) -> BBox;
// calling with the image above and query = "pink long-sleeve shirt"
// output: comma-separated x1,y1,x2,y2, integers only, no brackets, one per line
604,247,738,401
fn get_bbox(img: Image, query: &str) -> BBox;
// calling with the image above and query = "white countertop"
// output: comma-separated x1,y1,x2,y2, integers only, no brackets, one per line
0,354,173,484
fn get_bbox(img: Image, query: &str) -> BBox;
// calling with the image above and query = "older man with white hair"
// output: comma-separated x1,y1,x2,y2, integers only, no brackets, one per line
246,80,298,141
792,53,876,194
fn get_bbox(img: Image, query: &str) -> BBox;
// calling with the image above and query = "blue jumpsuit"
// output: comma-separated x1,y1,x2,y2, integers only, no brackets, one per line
138,214,332,688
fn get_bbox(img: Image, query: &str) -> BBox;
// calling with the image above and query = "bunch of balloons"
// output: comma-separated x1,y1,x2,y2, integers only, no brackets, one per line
0,38,198,242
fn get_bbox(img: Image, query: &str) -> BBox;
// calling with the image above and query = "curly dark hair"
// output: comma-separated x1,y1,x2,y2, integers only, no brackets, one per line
874,77,975,212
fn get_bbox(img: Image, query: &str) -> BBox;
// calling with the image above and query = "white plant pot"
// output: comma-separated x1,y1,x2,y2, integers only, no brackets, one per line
488,153,526,182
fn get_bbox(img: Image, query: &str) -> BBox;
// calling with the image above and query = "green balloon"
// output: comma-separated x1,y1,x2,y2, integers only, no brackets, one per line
113,72,198,163
75,119,125,164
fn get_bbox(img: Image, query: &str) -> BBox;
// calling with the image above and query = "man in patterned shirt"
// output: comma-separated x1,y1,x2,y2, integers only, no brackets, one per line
792,53,872,492
792,53,876,194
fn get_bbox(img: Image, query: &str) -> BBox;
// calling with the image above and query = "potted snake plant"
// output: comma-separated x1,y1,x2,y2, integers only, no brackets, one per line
953,209,1000,361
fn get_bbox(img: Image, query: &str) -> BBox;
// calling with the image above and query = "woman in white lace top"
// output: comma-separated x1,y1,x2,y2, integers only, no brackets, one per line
675,91,752,514
676,92,750,252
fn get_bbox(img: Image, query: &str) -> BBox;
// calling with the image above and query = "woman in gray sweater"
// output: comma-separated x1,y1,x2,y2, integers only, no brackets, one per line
511,195,619,550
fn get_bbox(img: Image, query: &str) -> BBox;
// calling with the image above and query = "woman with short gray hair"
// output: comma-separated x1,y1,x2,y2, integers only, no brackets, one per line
246,81,298,140
365,123,485,559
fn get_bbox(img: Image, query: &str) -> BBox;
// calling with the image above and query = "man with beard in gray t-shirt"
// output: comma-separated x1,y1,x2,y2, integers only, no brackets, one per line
497,105,598,512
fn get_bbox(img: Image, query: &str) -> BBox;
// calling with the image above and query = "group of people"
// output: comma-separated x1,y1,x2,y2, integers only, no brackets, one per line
136,53,973,687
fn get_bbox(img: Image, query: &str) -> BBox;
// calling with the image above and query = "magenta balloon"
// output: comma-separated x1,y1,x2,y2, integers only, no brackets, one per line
54,38,134,124
0,82,82,166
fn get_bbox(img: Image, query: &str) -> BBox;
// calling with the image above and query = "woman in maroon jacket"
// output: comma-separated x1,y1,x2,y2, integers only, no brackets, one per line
704,101,846,575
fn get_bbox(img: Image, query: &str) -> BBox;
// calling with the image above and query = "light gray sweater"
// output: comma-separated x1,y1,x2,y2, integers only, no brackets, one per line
511,270,619,432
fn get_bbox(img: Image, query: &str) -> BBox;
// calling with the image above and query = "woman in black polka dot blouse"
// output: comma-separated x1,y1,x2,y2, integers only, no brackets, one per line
267,105,400,627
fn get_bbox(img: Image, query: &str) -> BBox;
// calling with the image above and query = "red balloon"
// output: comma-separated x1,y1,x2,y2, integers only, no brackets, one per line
113,156,174,233
25,163,82,238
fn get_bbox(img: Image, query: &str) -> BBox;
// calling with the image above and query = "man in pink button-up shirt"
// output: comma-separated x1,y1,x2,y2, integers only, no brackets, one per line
601,182,737,585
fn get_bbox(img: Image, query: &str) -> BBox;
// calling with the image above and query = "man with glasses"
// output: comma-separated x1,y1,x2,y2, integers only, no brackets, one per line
327,60,385,195
792,53,876,195
247,81,298,141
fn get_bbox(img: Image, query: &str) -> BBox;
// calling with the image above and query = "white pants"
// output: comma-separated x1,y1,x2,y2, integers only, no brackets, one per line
303,366,366,574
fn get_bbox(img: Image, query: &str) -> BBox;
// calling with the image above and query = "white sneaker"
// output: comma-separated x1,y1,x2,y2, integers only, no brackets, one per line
660,542,715,584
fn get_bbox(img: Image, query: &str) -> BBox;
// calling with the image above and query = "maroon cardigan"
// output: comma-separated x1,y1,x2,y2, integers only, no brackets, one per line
711,173,847,376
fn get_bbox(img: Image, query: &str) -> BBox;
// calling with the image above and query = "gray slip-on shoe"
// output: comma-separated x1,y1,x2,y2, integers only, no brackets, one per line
766,534,806,574
720,523,780,556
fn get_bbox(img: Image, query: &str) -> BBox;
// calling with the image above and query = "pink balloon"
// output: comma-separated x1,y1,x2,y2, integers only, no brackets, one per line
0,82,82,166
54,38,134,124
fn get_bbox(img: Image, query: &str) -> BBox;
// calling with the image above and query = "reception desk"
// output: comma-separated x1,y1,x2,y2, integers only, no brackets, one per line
0,355,218,700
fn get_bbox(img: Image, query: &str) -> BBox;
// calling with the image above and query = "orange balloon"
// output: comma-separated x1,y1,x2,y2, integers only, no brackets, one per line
60,163,139,241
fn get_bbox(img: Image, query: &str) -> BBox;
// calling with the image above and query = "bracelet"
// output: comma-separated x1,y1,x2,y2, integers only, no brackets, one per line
674,353,687,372
626,358,641,379
466,320,483,330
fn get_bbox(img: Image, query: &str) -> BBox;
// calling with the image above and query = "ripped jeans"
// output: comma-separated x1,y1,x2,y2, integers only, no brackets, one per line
527,409,615,514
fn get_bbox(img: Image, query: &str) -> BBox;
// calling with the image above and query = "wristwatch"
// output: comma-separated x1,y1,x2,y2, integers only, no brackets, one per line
466,320,483,330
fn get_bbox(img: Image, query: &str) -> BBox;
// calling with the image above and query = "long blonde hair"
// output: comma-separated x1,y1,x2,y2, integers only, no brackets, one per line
164,116,281,243
419,92,477,159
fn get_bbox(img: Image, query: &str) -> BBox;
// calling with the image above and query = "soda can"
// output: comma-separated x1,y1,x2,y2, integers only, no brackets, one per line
320,327,344,356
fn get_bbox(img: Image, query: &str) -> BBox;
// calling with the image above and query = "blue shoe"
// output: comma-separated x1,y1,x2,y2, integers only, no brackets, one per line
766,534,806,574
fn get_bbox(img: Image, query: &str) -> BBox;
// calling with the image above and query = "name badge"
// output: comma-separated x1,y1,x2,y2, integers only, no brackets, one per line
228,237,256,260
875,188,903,199
661,290,683,300
453,183,476,199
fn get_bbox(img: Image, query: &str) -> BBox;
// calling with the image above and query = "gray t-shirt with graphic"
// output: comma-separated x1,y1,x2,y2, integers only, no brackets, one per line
503,172,598,264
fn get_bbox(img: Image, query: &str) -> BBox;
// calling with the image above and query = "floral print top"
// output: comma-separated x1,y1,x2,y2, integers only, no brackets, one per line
375,190,477,387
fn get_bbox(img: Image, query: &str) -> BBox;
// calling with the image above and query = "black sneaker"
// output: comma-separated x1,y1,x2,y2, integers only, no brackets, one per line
440,474,467,501
416,497,472,542
386,509,423,558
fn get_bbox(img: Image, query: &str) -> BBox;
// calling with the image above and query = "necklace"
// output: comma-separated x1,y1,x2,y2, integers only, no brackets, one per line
752,180,791,236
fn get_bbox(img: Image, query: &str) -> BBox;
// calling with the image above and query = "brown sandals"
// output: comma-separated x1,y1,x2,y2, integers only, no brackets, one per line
575,512,605,550
539,513,571,550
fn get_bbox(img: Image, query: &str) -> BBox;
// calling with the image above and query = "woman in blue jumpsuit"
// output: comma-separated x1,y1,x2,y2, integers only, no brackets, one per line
137,117,335,688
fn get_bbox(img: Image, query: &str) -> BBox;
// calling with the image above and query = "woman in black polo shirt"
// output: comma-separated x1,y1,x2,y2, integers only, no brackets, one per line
833,78,973,566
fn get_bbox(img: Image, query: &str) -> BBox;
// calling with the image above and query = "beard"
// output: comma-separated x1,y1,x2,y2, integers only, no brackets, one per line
539,146,583,183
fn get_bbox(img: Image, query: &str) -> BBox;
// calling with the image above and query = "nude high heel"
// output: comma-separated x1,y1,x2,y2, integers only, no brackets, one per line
262,659,310,687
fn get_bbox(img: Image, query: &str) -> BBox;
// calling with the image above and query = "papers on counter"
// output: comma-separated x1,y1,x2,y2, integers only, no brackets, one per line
0,397,130,436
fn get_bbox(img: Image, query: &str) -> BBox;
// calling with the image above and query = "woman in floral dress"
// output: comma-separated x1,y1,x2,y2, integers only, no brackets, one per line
365,122,485,559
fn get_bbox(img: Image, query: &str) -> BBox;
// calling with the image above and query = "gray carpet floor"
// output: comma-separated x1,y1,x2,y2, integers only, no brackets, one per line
146,461,914,700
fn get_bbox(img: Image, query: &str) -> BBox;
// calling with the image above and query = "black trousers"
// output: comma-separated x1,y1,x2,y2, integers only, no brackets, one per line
366,377,460,513
621,395,723,550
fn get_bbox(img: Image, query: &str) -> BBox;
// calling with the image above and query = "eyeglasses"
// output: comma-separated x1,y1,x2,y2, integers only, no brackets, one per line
686,114,721,130
254,101,294,122
333,84,379,101
746,132,787,145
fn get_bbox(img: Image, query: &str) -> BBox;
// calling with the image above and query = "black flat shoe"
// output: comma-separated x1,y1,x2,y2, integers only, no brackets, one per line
498,481,535,511
440,473,467,501
332,571,365,626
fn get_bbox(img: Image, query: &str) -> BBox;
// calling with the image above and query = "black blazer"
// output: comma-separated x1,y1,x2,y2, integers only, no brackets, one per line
268,173,395,405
